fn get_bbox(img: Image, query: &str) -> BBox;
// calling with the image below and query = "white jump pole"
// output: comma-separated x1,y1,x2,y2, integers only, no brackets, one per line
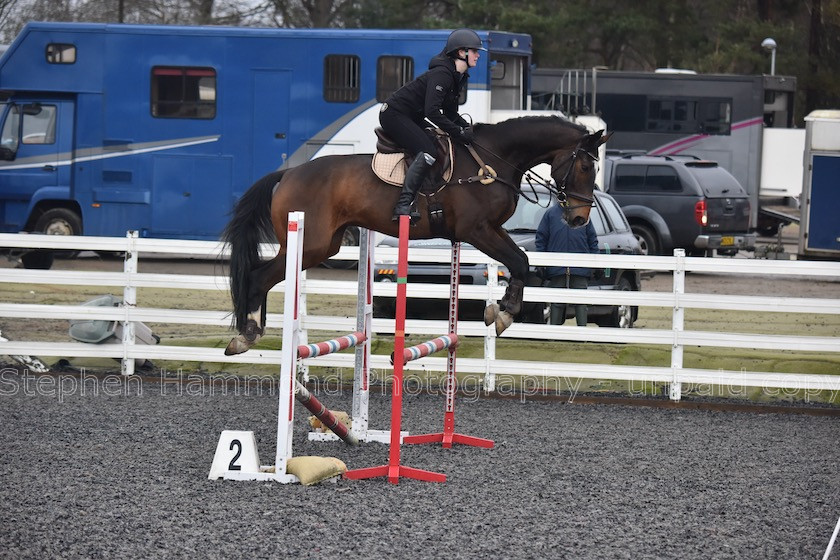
824,512,840,560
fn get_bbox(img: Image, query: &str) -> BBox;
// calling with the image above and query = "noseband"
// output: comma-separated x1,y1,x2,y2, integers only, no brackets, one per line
553,143,598,210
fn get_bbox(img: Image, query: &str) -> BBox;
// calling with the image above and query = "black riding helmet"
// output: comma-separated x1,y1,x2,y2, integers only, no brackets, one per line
444,28,486,58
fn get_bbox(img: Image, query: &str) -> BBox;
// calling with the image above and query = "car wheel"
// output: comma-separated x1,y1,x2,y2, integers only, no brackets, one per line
322,227,360,270
632,223,659,256
96,251,125,260
372,297,396,319
20,249,54,270
521,301,549,324
605,277,635,328
372,275,396,318
33,208,82,259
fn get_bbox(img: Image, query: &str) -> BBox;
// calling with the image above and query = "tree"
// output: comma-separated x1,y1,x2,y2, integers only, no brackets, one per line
267,0,355,27
0,0,269,43
1,0,838,118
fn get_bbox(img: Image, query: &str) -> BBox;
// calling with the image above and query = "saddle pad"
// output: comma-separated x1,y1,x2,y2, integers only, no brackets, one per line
372,152,408,186
371,136,455,187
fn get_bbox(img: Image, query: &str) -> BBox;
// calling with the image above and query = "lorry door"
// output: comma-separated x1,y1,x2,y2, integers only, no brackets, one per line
250,69,291,181
805,154,840,252
0,99,74,231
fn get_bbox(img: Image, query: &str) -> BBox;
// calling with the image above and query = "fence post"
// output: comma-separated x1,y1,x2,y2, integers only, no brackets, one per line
670,249,686,401
484,262,498,392
121,231,139,376
298,267,309,383
352,228,374,436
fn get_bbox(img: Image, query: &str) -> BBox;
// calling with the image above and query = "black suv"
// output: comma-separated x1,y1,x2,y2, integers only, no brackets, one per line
373,187,641,328
602,154,756,256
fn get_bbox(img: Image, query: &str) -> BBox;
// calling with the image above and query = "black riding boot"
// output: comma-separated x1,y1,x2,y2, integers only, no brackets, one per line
392,152,435,224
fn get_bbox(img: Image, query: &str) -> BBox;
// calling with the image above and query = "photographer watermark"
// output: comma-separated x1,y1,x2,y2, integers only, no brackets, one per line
0,367,142,402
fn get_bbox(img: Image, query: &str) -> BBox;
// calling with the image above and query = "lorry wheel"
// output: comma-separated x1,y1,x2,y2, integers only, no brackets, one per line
33,208,83,259
632,223,659,256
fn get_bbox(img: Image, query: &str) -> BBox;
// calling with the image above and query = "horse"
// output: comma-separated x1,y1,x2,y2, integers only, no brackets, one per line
222,115,610,355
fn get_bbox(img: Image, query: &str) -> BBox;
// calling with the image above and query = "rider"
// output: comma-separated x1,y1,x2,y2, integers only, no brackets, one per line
379,28,485,223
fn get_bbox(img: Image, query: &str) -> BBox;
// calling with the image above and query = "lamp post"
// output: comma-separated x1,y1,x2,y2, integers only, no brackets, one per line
761,37,777,76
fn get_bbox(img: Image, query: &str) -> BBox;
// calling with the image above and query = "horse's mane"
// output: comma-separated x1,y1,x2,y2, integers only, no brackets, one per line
474,115,588,135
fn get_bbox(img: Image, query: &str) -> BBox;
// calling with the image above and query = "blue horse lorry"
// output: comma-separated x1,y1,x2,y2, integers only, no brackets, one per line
0,22,571,267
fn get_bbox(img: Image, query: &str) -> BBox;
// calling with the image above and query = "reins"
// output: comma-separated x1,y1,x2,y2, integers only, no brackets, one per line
454,137,599,209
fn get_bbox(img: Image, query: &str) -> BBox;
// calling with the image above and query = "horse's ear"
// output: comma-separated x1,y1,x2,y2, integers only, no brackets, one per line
598,131,614,147
584,129,612,150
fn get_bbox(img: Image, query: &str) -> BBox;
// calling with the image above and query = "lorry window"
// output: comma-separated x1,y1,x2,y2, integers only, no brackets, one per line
698,100,731,134
324,55,360,103
151,66,216,119
1,105,21,151
376,56,413,102
21,104,56,144
647,98,696,132
647,97,731,135
46,43,76,64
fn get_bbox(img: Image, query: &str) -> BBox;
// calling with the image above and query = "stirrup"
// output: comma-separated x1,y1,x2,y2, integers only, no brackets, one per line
391,207,421,225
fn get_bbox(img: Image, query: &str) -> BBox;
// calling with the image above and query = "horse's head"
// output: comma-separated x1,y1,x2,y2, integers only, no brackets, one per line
551,130,612,227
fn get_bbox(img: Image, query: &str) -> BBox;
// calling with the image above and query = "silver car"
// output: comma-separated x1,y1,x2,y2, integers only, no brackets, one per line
373,187,641,328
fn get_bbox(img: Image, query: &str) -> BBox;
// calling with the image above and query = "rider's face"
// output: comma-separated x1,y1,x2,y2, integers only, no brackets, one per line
466,48,480,67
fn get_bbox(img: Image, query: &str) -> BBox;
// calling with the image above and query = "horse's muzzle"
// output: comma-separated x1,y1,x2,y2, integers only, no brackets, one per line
569,214,589,228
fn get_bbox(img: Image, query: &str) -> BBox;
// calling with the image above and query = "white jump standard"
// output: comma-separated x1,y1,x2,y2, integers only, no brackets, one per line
209,212,363,483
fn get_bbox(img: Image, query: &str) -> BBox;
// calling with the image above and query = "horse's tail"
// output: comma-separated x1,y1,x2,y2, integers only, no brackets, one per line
222,170,286,332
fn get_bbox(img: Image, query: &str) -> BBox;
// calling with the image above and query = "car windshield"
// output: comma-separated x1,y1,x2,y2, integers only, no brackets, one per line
504,190,605,233
503,190,554,232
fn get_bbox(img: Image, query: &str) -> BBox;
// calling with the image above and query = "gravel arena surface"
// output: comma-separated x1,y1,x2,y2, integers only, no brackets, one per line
2,372,839,559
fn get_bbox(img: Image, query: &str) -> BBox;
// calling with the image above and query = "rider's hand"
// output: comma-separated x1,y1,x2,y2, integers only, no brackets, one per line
457,126,475,144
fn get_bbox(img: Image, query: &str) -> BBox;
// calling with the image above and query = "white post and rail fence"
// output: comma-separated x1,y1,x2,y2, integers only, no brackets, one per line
1,232,839,402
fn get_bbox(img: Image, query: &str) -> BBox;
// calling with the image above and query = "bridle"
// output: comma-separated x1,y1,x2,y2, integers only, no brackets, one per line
550,143,599,210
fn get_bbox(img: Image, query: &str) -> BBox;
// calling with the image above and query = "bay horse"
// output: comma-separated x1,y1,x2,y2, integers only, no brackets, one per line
223,115,609,355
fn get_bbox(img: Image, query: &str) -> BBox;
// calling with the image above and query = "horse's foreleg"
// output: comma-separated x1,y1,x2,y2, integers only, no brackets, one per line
467,226,529,335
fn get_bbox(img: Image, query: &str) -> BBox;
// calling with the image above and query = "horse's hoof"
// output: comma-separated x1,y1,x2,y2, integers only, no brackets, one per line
224,335,252,356
483,303,500,326
495,311,514,336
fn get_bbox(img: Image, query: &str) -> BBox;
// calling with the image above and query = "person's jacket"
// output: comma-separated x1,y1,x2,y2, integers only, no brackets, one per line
535,205,599,278
384,51,469,137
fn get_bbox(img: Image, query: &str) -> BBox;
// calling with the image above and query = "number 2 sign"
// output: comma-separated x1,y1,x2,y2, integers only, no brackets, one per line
208,430,261,479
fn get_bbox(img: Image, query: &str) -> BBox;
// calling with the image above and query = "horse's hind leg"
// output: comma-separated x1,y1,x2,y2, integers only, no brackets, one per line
225,224,335,355
224,254,286,356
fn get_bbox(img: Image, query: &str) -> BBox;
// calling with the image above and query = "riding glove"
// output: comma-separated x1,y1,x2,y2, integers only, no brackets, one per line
457,126,475,144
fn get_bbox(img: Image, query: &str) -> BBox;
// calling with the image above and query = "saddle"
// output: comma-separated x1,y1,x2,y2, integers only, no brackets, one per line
371,128,454,189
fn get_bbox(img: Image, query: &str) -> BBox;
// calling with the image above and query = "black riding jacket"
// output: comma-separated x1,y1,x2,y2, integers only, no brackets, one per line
384,51,470,137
